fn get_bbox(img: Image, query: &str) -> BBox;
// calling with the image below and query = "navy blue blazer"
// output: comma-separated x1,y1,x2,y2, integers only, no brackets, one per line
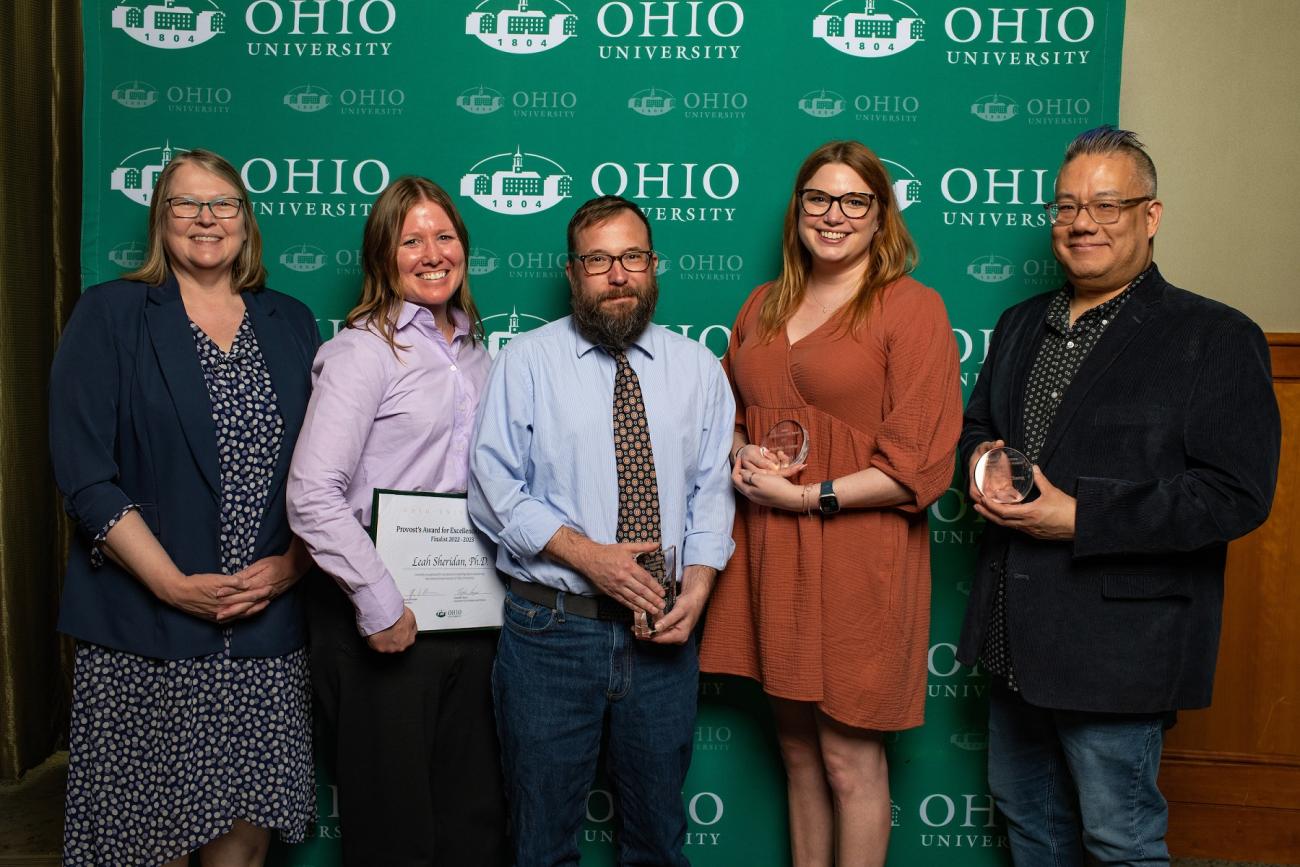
50,276,321,659
957,267,1280,714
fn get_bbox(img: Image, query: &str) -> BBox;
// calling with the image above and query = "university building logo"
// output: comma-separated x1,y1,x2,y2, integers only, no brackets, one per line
112,1,225,49
284,85,333,113
812,0,925,59
279,244,328,272
629,87,676,117
798,89,846,118
883,158,921,211
483,308,551,358
108,241,147,270
966,254,1014,283
460,148,573,215
457,85,504,115
466,0,578,55
950,731,988,752
110,141,185,206
111,80,159,108
971,93,1018,122
469,248,501,276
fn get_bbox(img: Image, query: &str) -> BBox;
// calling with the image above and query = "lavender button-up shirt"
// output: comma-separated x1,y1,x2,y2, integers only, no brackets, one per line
288,303,489,635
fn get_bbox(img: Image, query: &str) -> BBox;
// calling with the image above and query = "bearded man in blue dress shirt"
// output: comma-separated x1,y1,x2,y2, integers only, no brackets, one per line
469,194,735,867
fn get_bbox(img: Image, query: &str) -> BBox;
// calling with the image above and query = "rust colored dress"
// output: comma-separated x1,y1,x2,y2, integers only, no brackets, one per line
699,277,962,730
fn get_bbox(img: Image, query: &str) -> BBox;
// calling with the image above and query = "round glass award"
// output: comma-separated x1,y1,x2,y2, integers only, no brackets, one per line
974,446,1035,503
759,419,809,468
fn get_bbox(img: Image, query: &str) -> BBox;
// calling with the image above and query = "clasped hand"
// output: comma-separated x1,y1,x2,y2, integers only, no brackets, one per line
732,443,807,510
579,540,666,617
163,553,299,622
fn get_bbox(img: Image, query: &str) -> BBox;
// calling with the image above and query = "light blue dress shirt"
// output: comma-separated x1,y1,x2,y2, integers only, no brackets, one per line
469,316,736,595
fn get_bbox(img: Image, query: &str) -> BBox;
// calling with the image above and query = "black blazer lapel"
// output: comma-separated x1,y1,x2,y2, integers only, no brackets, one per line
244,291,308,513
143,278,221,496
1035,276,1168,469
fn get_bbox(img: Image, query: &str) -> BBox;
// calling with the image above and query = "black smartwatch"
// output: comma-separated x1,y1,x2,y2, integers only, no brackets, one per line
818,480,840,515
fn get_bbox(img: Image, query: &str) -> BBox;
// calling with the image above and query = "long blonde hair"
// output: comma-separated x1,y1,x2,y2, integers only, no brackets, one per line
345,176,484,353
757,140,918,339
123,148,267,291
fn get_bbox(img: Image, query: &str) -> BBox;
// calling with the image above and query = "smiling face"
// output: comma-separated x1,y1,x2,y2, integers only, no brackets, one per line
162,161,247,282
566,208,658,348
797,162,880,277
1051,153,1162,294
395,199,465,315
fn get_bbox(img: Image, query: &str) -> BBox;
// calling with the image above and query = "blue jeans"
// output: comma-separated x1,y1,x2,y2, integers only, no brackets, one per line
493,589,698,867
988,684,1170,867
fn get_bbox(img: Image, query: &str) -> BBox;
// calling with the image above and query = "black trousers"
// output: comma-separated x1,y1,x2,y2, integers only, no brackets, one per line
307,575,509,866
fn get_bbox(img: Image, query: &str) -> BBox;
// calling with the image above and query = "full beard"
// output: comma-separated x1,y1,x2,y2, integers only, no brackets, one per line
570,278,658,349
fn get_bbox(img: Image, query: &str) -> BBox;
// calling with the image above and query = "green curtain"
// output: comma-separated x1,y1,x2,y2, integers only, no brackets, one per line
0,1,83,781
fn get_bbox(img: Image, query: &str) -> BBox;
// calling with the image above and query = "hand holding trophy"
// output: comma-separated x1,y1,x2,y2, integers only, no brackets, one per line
973,446,1035,503
633,544,678,639
759,419,809,469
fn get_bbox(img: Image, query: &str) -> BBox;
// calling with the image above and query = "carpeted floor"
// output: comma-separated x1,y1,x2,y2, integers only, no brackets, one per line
0,754,1294,866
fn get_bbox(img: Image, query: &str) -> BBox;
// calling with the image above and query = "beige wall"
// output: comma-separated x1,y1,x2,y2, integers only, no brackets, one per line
1121,0,1300,332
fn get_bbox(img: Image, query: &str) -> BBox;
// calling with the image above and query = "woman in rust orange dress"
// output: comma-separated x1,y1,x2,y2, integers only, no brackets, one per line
699,140,962,866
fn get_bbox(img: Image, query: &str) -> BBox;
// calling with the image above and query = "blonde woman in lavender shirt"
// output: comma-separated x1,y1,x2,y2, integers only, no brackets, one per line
287,177,507,866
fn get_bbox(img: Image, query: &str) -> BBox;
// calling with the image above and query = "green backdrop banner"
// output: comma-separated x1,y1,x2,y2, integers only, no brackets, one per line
80,2,1125,863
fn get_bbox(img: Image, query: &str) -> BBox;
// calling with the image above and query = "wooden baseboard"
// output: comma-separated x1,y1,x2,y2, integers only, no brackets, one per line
1160,750,1300,854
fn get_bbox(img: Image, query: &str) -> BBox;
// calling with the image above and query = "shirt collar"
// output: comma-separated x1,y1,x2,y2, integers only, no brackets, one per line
571,317,657,360
395,301,471,341
1048,264,1153,334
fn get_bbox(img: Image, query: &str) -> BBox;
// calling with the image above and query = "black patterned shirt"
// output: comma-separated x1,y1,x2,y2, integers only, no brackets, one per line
980,266,1152,691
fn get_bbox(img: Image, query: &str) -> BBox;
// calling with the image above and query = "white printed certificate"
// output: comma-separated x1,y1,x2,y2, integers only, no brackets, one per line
370,489,504,632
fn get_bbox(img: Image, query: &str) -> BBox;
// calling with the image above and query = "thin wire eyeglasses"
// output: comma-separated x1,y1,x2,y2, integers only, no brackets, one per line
1044,197,1151,226
166,197,244,219
572,250,655,276
798,189,877,219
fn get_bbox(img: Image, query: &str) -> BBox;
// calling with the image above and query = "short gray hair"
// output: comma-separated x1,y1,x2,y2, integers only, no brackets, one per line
1062,125,1157,197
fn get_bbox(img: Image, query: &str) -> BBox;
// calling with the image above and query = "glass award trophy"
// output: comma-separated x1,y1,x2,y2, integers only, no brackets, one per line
973,446,1035,503
759,419,809,469
633,544,678,638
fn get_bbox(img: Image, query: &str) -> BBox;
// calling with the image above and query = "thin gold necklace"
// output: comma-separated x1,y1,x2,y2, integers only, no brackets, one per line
807,287,850,315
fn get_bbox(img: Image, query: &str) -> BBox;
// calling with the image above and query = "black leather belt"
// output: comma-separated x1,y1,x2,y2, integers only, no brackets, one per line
508,577,632,623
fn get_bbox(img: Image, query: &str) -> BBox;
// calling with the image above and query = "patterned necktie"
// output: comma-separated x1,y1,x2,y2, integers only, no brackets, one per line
611,349,661,543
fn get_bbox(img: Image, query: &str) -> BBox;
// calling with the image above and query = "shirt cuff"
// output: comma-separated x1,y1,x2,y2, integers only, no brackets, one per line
499,500,568,560
352,578,408,636
682,532,735,572
90,503,141,568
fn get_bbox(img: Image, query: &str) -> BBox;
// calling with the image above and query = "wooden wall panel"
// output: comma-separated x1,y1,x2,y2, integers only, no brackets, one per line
1160,334,1300,861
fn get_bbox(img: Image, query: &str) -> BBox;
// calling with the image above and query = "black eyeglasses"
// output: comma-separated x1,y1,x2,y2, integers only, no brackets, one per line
1044,197,1150,226
572,249,655,276
166,197,244,219
798,188,877,219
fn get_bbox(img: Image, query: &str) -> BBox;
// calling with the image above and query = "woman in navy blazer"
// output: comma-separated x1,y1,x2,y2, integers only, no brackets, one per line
50,149,320,867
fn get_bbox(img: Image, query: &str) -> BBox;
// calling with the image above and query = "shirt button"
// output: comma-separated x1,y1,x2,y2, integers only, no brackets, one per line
1101,319,1109,326
450,364,458,371
1066,340,1075,349
1051,391,1059,399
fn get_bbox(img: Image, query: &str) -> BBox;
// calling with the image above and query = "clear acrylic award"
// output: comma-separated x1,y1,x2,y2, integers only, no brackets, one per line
974,446,1035,504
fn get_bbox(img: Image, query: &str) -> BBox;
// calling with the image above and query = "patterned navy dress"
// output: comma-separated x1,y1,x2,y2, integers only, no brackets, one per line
63,315,314,866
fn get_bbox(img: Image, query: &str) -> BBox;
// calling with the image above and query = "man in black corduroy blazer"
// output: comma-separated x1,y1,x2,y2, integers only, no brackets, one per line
958,126,1281,867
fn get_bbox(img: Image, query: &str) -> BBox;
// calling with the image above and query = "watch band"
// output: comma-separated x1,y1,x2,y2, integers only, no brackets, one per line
819,479,839,515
